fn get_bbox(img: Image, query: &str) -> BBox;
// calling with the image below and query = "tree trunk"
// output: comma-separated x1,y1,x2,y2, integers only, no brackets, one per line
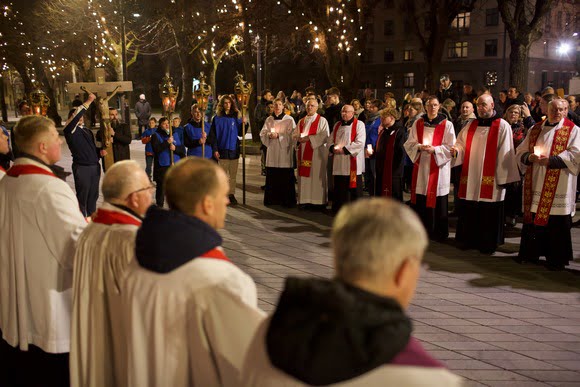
508,41,529,92
240,2,258,141
178,60,194,122
0,80,8,123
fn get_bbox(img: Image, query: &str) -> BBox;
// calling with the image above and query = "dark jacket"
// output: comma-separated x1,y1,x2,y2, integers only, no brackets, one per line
323,102,344,134
184,118,213,159
209,113,242,159
375,121,407,199
436,84,458,107
266,277,413,386
151,128,185,178
134,100,152,125
63,105,100,166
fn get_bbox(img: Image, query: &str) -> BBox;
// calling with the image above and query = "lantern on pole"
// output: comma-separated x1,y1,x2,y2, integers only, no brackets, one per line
233,72,252,205
159,74,179,165
29,85,50,116
193,72,212,159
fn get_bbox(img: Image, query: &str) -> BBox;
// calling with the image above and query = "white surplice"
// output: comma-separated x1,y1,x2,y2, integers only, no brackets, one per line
453,118,520,202
516,118,580,216
0,168,5,180
260,115,296,168
295,114,330,205
121,256,266,387
0,158,87,353
70,202,141,387
403,118,455,197
331,120,366,176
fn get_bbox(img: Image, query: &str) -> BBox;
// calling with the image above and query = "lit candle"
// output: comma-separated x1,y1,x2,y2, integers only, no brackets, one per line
367,144,373,155
300,132,307,138
423,138,431,146
270,128,275,133
533,146,541,156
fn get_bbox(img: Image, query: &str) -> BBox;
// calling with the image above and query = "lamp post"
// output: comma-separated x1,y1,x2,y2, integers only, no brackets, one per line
159,74,179,165
193,72,212,159
29,85,50,116
234,72,252,205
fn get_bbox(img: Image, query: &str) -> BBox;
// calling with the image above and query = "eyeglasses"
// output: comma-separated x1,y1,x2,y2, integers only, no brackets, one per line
125,183,156,199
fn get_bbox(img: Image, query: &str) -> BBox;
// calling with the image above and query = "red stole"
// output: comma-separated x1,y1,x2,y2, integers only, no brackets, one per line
381,127,398,197
200,248,230,262
523,118,573,226
297,114,321,177
411,119,446,208
7,164,56,178
92,208,142,227
0,166,5,173
333,119,359,188
458,119,501,200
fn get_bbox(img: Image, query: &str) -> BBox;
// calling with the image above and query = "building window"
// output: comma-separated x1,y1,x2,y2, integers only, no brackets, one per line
384,47,394,62
484,39,498,57
403,20,411,34
403,73,414,88
451,12,470,31
544,41,549,57
448,41,468,58
403,49,413,61
384,74,393,88
363,48,374,64
384,20,394,36
557,11,562,29
486,8,499,26
384,0,394,9
541,70,548,89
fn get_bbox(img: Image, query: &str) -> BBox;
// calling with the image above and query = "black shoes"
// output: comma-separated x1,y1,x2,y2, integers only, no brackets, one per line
228,194,238,205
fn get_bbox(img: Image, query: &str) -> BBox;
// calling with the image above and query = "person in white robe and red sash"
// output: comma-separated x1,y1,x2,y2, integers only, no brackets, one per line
0,116,87,387
260,98,297,207
0,129,9,180
452,94,520,254
375,107,407,200
515,98,580,270
120,158,265,387
70,160,153,387
295,98,330,208
404,96,456,241
330,104,366,214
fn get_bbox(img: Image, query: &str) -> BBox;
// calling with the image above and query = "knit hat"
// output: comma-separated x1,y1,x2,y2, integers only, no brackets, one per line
139,94,146,100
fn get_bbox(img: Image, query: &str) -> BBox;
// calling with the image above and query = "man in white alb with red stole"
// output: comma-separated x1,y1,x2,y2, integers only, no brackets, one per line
330,104,366,214
295,98,330,207
404,96,455,241
70,160,153,387
515,98,580,270
452,94,519,254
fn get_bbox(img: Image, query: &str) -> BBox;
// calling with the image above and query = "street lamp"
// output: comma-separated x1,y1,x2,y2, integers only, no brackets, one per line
193,72,211,158
234,72,253,205
159,74,179,165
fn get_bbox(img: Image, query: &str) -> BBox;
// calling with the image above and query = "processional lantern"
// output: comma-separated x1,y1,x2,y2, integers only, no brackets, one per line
159,74,180,165
29,86,50,116
193,72,212,158
234,72,253,205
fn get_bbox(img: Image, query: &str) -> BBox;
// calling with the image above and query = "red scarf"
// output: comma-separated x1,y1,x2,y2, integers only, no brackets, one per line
523,118,573,226
333,119,359,188
380,127,399,197
7,164,56,178
92,208,142,227
297,114,322,177
411,119,446,208
458,119,501,200
200,248,230,262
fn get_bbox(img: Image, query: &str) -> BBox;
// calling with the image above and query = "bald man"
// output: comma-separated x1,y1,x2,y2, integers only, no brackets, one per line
516,99,580,271
70,160,153,387
0,116,87,387
452,94,519,254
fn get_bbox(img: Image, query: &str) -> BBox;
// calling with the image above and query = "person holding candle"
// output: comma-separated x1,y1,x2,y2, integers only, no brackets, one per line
330,105,366,214
404,96,455,241
260,98,297,207
515,98,580,270
364,99,382,196
375,107,407,200
452,94,520,254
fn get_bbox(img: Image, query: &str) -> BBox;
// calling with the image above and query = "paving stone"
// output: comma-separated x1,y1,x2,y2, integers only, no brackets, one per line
483,359,563,370
454,370,533,381
515,370,580,382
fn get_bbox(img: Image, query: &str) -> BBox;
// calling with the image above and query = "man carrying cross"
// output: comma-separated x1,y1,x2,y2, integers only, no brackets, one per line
515,98,580,270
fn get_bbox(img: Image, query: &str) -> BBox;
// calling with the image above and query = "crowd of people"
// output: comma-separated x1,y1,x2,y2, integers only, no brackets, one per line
0,76,578,386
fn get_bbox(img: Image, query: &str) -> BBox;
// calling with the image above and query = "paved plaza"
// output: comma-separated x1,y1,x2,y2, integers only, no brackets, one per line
59,139,580,386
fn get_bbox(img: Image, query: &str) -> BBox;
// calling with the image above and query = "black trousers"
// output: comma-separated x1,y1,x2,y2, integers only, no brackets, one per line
72,163,100,217
519,214,573,267
0,333,69,387
154,166,169,207
450,165,462,214
264,167,296,207
411,194,449,241
332,175,363,214
456,199,504,253
364,158,376,196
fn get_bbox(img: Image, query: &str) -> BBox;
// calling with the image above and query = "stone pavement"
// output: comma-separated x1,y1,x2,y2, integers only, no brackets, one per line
59,139,580,386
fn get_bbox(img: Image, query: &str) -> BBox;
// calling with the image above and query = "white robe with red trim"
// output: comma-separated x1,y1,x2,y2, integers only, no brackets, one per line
0,158,87,353
120,252,266,387
453,118,519,202
0,168,5,180
403,119,455,197
260,115,296,168
70,202,142,387
295,114,330,204
241,317,463,387
332,120,366,176
515,118,580,216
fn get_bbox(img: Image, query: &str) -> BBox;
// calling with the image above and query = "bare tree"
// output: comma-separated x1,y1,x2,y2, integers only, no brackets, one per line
497,0,552,91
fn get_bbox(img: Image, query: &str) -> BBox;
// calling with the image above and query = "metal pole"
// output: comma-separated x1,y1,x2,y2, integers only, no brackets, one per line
242,105,246,205
256,35,261,99
201,119,205,159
